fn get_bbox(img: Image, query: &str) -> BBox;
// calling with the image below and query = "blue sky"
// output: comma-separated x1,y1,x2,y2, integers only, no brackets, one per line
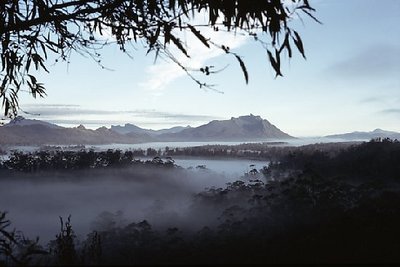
17,0,400,137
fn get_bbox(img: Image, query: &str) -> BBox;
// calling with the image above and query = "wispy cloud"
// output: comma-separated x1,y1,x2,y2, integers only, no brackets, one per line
20,104,220,128
139,13,250,92
127,109,220,121
380,108,400,115
23,104,80,108
359,96,386,105
22,106,121,116
46,119,130,126
325,44,400,79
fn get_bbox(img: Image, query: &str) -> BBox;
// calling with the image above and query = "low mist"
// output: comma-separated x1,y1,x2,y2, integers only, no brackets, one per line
0,164,257,244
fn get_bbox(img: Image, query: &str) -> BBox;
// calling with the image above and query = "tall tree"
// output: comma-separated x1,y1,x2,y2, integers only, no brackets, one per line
0,0,319,117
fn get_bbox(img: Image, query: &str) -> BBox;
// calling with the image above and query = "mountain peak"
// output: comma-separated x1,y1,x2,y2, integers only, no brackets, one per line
231,113,262,120
110,123,146,134
9,116,26,124
6,116,62,129
96,126,109,132
77,124,86,130
240,114,262,120
231,114,262,121
159,114,293,141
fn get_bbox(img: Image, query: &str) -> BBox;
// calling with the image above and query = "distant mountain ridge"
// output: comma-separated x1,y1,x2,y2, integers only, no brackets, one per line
0,116,155,145
156,114,294,141
325,128,400,140
0,114,294,145
5,116,63,129
111,123,191,136
2,115,399,146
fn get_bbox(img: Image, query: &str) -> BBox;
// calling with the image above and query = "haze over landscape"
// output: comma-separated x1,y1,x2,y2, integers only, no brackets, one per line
1,114,400,146
1,0,400,265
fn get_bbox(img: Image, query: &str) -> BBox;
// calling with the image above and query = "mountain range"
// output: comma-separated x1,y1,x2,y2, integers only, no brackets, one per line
325,128,400,140
1,115,398,146
0,114,294,145
110,123,191,136
156,115,293,141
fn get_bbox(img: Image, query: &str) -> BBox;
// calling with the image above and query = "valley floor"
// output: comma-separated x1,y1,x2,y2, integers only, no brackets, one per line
1,138,400,265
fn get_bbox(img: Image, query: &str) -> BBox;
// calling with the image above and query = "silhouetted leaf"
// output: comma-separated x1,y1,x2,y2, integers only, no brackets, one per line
275,49,281,70
40,42,47,59
293,31,306,59
267,50,282,77
279,32,292,58
188,24,210,48
26,58,31,72
234,55,248,84
301,8,322,24
169,35,189,57
4,99,9,116
28,74,37,85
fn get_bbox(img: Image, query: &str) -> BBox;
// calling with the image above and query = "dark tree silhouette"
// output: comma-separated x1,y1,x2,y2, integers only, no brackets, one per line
0,211,47,266
0,0,319,116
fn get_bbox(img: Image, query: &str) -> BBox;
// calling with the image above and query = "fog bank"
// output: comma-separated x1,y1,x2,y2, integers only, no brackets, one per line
0,163,263,244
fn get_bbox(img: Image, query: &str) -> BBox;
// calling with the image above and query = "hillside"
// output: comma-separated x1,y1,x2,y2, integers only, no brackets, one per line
0,115,294,145
157,114,294,141
0,118,154,145
326,128,400,140
111,123,190,136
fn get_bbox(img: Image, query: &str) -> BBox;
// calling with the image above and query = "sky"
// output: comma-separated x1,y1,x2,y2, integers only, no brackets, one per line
15,0,400,137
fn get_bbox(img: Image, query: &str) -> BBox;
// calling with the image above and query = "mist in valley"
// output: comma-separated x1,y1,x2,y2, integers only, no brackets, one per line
1,140,400,265
0,161,264,244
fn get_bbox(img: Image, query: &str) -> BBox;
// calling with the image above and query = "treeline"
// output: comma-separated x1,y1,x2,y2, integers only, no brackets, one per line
1,138,400,264
0,149,176,172
265,137,400,182
0,141,358,172
164,141,357,160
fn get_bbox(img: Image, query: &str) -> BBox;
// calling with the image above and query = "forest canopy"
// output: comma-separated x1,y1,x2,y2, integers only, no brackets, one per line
0,0,318,117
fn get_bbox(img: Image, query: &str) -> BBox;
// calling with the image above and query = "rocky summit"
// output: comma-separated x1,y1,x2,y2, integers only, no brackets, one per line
156,114,294,141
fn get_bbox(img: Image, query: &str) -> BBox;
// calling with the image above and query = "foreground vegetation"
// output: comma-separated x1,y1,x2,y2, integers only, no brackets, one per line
1,138,400,265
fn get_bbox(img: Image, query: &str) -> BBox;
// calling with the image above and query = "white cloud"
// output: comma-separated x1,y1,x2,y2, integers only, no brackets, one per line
140,14,250,92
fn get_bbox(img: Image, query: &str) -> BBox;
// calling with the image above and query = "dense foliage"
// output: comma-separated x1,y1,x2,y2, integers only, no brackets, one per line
0,148,175,171
0,141,357,172
268,137,400,182
164,141,356,161
1,139,400,264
